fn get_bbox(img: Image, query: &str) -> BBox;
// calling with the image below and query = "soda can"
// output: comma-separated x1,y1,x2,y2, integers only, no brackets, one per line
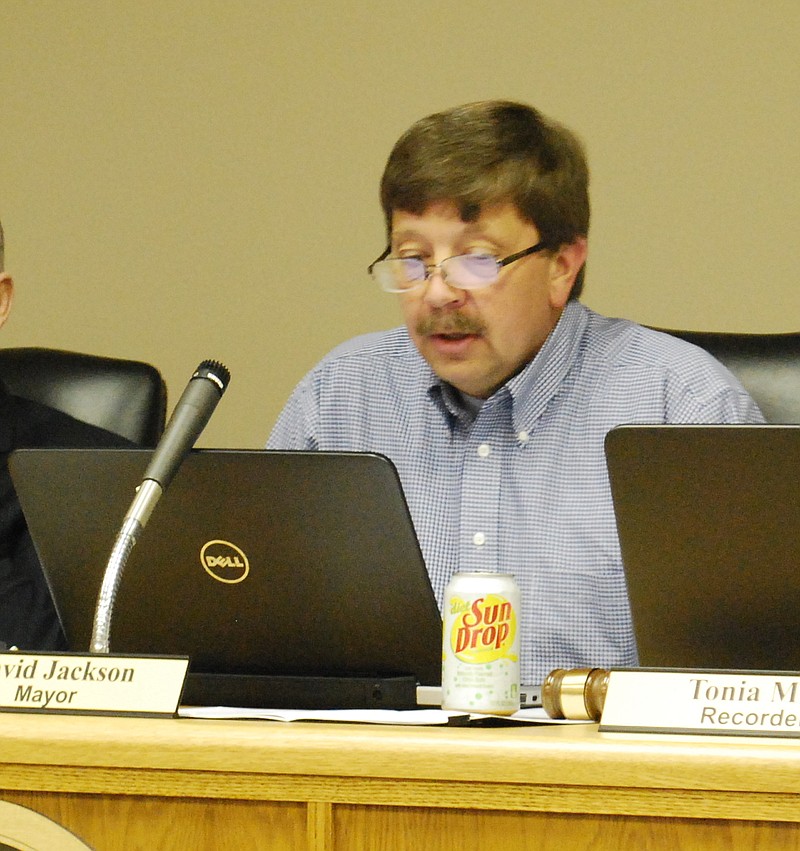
441,571,520,715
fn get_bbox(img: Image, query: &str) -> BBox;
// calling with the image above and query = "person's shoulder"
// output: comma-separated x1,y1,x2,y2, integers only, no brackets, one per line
314,327,419,372
579,309,763,420
324,326,414,358
7,394,134,449
582,309,727,373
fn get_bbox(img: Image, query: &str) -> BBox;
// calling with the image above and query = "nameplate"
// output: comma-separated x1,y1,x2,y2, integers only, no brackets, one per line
599,668,800,737
0,651,189,716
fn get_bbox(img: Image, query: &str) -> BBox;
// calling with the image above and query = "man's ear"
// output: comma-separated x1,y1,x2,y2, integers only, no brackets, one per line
548,237,588,309
0,274,15,331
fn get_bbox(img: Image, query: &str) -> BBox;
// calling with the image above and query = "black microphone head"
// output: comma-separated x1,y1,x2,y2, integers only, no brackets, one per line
192,359,231,394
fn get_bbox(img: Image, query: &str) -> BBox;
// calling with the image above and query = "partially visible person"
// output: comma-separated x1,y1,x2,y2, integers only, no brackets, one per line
0,219,133,650
267,101,764,684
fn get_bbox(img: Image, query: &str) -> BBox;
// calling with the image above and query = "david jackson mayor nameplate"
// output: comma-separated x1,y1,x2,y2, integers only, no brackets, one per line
0,651,189,716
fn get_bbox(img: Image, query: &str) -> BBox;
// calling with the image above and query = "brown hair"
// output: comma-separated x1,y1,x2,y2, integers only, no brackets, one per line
380,100,590,297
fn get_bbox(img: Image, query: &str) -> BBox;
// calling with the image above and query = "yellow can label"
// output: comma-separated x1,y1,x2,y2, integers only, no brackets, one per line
448,593,518,664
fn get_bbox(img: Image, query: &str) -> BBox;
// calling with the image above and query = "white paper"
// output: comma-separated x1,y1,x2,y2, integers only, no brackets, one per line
177,704,586,725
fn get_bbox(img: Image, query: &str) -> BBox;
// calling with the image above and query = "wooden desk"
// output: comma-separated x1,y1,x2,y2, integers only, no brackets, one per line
2,712,800,850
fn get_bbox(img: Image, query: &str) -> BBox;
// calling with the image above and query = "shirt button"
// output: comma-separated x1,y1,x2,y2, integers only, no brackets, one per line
473,532,486,546
518,430,530,444
477,443,491,458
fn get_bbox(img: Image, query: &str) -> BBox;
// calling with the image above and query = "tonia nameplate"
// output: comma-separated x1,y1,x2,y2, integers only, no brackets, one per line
0,652,189,716
599,668,800,737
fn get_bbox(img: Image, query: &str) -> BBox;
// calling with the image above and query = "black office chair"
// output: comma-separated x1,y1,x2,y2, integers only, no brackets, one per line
654,329,800,424
0,347,167,446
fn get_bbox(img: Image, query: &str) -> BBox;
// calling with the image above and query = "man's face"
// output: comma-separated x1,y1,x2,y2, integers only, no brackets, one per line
0,272,13,332
392,201,584,399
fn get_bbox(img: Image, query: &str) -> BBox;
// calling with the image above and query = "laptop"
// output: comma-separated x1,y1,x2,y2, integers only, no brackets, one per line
9,448,444,708
605,424,800,672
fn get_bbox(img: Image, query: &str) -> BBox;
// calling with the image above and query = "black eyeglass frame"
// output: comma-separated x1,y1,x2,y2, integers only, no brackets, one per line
367,240,552,291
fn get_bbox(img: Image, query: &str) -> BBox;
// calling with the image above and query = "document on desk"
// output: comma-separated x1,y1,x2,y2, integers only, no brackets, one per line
177,705,587,725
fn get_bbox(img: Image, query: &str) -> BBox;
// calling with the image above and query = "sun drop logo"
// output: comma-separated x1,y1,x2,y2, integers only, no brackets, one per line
449,594,517,663
200,540,249,584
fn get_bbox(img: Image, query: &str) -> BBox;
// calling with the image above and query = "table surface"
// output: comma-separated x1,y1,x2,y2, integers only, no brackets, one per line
3,710,800,796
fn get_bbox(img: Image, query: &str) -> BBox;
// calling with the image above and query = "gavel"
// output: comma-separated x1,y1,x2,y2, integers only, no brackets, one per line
542,667,610,721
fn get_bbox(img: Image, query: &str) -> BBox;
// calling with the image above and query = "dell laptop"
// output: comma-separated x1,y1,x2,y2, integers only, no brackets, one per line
10,448,444,708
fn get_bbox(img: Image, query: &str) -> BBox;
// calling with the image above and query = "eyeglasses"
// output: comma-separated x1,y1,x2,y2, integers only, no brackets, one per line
367,241,550,293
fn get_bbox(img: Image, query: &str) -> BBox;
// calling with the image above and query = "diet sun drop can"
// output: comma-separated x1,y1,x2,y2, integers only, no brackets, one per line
441,572,520,715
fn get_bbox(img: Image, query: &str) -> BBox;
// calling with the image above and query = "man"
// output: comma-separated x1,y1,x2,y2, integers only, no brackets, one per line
268,101,763,684
0,219,132,650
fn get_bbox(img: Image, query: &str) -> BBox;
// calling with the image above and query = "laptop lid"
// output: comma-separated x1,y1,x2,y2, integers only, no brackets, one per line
9,448,443,691
605,424,800,671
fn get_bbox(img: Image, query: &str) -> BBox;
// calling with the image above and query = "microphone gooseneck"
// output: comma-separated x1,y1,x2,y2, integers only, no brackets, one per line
90,359,230,654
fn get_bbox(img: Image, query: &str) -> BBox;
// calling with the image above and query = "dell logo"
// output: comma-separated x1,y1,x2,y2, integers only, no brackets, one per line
205,556,245,569
200,540,250,584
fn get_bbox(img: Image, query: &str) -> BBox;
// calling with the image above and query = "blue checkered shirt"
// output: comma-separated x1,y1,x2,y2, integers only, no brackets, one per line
268,301,764,683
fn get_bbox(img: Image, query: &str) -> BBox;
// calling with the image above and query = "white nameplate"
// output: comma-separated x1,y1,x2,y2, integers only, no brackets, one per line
600,668,800,737
0,651,189,716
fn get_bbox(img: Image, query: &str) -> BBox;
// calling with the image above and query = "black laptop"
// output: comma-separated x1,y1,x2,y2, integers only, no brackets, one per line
9,448,443,708
605,424,800,672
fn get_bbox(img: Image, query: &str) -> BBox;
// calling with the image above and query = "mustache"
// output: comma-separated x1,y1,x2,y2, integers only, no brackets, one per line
416,312,486,336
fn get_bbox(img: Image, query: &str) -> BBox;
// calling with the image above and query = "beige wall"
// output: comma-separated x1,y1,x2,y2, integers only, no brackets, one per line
1,1,798,448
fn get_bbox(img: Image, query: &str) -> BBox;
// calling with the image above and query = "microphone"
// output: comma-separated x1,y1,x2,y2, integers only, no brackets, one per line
124,359,231,530
90,359,231,653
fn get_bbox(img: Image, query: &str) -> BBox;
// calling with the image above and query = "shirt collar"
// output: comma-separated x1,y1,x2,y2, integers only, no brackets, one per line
425,300,589,431
506,300,588,431
429,380,477,428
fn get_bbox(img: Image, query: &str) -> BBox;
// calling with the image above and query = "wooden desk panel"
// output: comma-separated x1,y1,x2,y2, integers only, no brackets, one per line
2,713,800,850
2,792,307,851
